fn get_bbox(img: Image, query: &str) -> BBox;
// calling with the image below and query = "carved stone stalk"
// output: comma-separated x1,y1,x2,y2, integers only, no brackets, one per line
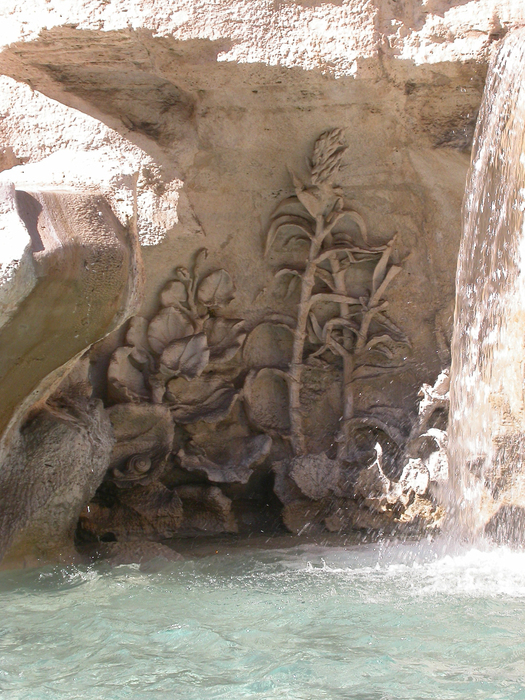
288,218,324,456
265,129,407,468
327,252,355,459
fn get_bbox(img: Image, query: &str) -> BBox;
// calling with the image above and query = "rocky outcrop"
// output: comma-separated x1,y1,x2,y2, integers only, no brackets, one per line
271,370,449,535
0,180,142,566
0,183,141,442
0,361,115,567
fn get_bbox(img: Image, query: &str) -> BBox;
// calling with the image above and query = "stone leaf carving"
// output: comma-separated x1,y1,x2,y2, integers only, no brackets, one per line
166,375,237,424
107,346,150,404
243,322,294,369
289,453,341,501
125,316,151,356
290,170,342,220
197,269,235,308
160,332,210,379
204,317,246,363
178,434,272,484
147,307,194,355
107,250,243,422
264,129,409,459
244,367,291,433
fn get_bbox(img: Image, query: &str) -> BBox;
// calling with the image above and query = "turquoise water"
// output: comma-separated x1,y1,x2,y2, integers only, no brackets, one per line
2,541,525,699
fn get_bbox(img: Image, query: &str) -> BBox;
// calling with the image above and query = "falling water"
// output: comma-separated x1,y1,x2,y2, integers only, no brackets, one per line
449,27,525,540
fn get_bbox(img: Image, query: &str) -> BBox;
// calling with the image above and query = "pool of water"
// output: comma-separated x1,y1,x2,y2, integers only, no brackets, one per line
2,540,525,699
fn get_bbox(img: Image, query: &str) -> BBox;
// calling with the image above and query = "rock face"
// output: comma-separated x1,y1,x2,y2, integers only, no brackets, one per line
0,179,142,565
0,1,524,564
0,184,141,442
0,365,115,567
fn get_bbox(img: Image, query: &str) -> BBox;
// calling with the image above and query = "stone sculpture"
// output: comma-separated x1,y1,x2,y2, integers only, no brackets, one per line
260,128,408,459
78,130,434,549
107,247,244,408
253,129,412,531
0,0,523,568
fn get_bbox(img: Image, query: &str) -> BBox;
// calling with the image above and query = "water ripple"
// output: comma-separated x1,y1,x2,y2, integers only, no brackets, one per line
2,542,525,699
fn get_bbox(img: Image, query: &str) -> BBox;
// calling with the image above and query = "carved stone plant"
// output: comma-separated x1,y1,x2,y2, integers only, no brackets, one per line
244,128,410,510
80,130,438,549
108,247,245,410
90,249,271,542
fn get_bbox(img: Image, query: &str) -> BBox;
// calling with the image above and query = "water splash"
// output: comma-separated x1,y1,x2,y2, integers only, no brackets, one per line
449,28,525,540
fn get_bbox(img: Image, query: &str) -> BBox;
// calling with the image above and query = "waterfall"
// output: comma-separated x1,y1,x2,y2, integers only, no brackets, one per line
448,28,525,541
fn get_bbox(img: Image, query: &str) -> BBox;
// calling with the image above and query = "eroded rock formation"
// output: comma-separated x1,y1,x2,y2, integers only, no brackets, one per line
0,183,142,566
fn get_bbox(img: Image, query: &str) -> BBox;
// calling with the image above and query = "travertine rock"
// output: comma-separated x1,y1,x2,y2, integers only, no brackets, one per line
0,395,114,567
0,179,142,566
289,454,341,501
282,499,329,536
0,182,36,330
0,184,141,448
324,499,396,533
178,434,272,485
79,483,183,541
98,541,183,566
